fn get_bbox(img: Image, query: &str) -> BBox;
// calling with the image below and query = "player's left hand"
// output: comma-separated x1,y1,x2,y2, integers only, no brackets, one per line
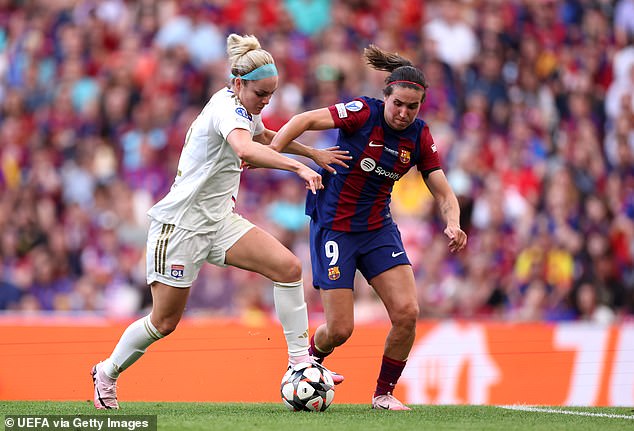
444,224,467,253
311,146,352,174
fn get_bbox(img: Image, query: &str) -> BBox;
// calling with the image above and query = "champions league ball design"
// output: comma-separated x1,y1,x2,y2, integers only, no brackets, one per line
280,362,335,412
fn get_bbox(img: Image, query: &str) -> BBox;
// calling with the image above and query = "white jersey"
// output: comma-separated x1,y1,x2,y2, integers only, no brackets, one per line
147,88,265,232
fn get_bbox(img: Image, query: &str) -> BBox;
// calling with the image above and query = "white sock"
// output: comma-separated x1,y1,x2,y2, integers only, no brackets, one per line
273,280,310,360
288,354,312,366
101,314,164,379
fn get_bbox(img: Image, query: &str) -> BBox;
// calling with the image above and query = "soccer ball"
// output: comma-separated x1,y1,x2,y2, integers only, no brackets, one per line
280,362,335,412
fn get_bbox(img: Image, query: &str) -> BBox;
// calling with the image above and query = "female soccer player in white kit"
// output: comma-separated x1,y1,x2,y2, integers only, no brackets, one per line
91,34,348,409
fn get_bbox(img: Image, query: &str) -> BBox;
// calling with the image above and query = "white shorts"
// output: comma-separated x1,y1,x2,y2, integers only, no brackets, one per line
146,212,255,288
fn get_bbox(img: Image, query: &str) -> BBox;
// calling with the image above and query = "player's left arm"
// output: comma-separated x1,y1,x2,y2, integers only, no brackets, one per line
424,170,467,253
253,128,318,156
255,124,350,174
270,108,335,151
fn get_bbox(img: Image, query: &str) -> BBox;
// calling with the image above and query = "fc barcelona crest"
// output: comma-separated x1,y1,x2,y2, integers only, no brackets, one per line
399,149,411,164
328,266,340,281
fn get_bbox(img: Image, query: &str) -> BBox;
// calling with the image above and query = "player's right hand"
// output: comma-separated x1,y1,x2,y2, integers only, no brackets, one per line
296,165,323,194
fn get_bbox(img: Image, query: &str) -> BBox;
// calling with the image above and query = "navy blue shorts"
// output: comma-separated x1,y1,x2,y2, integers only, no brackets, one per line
309,221,411,290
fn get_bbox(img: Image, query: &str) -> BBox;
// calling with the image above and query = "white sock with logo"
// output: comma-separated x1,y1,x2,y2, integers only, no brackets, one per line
101,314,164,379
273,280,310,364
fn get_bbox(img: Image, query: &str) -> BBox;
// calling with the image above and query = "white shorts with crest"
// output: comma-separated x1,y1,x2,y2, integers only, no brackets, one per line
146,212,255,288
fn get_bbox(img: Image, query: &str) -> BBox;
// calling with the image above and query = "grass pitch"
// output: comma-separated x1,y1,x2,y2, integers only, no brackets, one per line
1,401,632,431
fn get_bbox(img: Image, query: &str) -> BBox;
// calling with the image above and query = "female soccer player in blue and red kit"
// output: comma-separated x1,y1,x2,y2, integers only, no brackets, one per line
271,45,467,410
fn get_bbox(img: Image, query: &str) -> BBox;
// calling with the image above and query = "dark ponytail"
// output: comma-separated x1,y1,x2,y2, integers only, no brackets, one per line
363,45,428,100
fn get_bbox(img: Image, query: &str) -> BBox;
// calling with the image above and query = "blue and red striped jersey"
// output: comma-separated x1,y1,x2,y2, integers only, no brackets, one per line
306,97,442,232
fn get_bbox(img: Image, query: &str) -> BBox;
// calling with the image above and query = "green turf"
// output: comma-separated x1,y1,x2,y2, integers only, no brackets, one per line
1,402,632,431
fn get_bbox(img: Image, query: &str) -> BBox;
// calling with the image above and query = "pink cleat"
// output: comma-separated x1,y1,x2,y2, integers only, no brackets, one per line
287,356,345,386
91,363,119,409
308,355,344,385
323,366,345,385
371,393,411,410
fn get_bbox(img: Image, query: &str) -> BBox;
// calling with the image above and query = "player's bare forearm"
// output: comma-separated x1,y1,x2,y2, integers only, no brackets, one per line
424,169,467,252
229,129,301,171
227,128,323,193
254,129,350,174
255,129,314,157
268,115,350,174
271,108,335,152
253,130,273,145
243,142,304,171
280,140,315,158
270,120,308,152
438,194,461,227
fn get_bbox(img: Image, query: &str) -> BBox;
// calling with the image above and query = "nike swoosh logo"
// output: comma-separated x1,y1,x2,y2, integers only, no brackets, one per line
392,251,405,258
368,141,383,147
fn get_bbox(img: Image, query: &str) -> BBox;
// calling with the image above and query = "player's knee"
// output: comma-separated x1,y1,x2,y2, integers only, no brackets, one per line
392,303,419,330
276,255,303,282
154,316,180,336
329,325,353,347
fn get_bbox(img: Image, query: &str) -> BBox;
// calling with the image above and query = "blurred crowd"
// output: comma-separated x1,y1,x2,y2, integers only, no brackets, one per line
0,0,633,324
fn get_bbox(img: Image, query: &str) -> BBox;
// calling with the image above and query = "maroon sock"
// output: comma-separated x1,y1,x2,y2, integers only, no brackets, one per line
374,355,407,396
309,334,332,363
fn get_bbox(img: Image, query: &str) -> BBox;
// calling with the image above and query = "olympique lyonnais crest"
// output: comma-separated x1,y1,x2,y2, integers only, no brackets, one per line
171,264,185,279
328,266,340,281
399,149,411,164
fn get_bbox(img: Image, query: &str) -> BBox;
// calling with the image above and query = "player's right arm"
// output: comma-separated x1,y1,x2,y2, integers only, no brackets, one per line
270,108,335,152
226,128,322,194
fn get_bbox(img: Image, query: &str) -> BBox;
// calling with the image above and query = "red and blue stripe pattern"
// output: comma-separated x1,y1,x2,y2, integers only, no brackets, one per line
306,97,441,232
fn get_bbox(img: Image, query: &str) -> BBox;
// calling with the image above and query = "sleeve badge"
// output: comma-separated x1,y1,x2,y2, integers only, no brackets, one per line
345,101,363,112
235,107,252,121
